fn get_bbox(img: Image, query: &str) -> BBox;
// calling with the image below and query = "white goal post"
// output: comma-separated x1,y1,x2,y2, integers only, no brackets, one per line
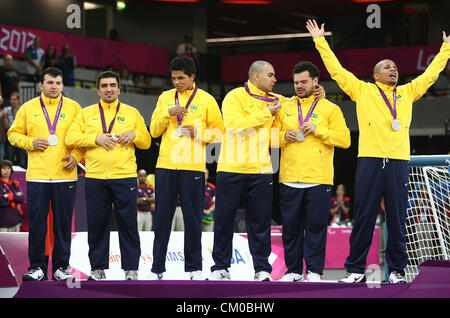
403,155,450,282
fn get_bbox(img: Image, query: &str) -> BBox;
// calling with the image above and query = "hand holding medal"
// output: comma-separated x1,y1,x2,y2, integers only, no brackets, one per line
295,98,319,142
171,86,198,137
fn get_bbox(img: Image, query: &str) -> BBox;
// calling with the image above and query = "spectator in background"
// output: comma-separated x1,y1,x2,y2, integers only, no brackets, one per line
0,96,8,161
57,44,77,86
176,32,197,61
133,74,144,94
0,54,21,106
4,92,27,168
41,45,58,70
119,69,134,93
137,169,155,231
330,184,351,225
105,65,115,72
143,75,153,95
25,36,44,81
202,169,215,232
0,160,24,232
109,29,120,41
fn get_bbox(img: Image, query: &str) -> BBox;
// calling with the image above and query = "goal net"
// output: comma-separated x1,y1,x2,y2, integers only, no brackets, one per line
405,155,450,282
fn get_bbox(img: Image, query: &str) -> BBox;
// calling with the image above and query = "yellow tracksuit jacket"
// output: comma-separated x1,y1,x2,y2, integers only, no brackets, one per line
217,80,286,174
65,99,151,179
8,93,82,180
274,95,351,185
314,36,450,160
150,84,224,172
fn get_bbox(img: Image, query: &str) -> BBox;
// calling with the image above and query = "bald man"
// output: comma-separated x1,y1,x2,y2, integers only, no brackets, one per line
307,19,450,283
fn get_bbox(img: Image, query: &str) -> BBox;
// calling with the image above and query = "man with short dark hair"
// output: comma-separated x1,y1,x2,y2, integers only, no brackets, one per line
8,67,82,281
66,71,151,280
274,61,350,282
149,56,223,280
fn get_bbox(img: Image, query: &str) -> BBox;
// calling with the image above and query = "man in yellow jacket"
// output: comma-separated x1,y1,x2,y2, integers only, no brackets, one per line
307,19,450,283
8,67,82,281
66,71,151,280
149,56,223,280
275,61,350,282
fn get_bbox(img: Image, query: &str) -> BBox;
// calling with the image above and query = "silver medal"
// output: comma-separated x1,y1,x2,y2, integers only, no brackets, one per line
111,134,119,142
296,130,305,142
391,119,401,132
48,134,58,146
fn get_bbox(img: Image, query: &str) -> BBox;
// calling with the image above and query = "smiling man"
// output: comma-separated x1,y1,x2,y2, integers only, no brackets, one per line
66,71,151,281
274,61,350,282
307,19,450,283
149,56,224,280
8,67,82,282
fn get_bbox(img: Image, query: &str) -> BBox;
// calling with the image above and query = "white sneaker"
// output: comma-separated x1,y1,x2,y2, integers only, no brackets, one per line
190,270,205,280
280,273,303,282
389,271,407,284
88,269,106,281
306,271,321,282
338,272,366,283
148,271,164,280
254,271,271,282
210,269,230,281
53,267,74,281
125,270,138,280
22,267,45,281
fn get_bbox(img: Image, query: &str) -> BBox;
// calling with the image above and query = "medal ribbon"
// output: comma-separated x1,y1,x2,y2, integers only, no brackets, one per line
39,95,63,135
175,86,198,126
99,101,121,134
244,82,279,103
375,84,397,120
297,98,319,128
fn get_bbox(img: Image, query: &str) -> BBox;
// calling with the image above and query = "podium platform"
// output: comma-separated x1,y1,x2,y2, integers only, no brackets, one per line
12,261,450,298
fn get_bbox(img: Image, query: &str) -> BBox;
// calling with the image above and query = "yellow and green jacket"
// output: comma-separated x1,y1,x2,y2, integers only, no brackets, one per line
8,93,82,180
274,95,350,185
150,84,224,172
65,99,151,179
314,36,450,160
217,80,286,174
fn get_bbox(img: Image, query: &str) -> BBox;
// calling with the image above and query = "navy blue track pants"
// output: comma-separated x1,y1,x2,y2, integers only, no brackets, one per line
345,157,409,275
211,172,273,273
280,183,332,275
26,181,76,271
151,168,205,273
85,177,141,271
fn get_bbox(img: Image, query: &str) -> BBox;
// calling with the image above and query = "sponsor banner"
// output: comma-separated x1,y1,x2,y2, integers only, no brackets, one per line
0,24,168,75
69,232,266,281
221,44,444,83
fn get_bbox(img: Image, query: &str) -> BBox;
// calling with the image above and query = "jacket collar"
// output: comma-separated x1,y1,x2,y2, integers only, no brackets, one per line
177,82,196,97
375,81,396,92
296,94,316,105
40,93,62,106
246,80,272,97
99,98,120,110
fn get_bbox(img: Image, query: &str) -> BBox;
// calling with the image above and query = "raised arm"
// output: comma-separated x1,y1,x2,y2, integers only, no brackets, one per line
306,19,365,101
402,31,450,101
